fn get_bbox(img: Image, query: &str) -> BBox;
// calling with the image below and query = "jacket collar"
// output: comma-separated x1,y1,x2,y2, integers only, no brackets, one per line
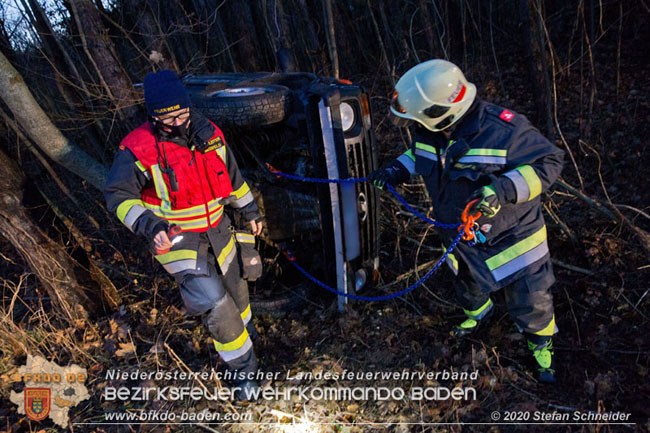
449,97,483,140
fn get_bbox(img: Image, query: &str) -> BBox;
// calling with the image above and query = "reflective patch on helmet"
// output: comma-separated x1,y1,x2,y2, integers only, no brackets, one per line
448,81,466,103
499,110,514,122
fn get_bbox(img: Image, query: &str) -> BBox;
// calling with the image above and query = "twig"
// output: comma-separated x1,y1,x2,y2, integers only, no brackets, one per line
615,204,650,223
563,287,582,346
634,287,650,309
408,7,421,63
196,424,221,433
555,179,616,220
551,258,593,275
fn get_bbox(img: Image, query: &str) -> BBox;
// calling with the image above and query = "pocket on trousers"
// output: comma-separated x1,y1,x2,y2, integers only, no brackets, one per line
234,231,263,281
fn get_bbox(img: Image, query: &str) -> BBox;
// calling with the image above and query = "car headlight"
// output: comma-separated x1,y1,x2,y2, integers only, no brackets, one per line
340,102,355,132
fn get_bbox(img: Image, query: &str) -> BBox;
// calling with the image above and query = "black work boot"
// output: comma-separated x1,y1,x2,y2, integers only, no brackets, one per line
450,301,494,338
246,320,259,341
234,379,260,401
527,337,556,384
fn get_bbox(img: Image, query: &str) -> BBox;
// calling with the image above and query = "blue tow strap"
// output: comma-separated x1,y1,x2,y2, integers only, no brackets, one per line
268,168,468,301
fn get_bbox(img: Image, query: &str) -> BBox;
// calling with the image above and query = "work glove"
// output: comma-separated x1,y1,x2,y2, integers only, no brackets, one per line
468,185,501,218
367,167,398,190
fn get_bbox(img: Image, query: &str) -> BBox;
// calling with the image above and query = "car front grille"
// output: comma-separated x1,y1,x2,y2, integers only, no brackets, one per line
346,137,379,264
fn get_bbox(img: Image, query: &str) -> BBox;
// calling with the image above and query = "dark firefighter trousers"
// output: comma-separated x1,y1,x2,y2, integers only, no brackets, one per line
454,256,556,343
176,229,257,376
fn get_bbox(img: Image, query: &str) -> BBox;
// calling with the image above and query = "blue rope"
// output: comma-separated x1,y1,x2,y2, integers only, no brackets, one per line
269,169,460,229
268,167,470,301
284,231,464,301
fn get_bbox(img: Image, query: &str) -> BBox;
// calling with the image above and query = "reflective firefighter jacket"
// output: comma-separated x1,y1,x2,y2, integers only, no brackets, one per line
386,98,564,292
104,111,260,277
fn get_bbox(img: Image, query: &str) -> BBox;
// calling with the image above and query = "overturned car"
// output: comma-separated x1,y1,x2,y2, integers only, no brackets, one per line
182,73,380,312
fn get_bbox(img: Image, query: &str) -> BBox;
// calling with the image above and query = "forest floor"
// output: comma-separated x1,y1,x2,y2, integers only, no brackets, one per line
2,53,650,432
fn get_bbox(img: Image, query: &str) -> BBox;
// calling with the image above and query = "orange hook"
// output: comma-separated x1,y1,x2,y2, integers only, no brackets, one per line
459,199,482,241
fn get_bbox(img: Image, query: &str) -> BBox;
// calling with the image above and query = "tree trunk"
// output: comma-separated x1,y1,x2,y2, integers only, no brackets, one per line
0,51,108,190
295,0,327,74
124,0,178,71
230,0,258,71
0,149,90,322
322,0,339,78
68,0,139,121
519,0,553,135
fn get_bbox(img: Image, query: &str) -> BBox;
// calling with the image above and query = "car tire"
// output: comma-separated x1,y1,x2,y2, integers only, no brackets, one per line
191,85,292,128
250,283,308,317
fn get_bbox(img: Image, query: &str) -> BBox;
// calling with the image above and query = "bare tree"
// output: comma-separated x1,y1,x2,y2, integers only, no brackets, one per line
322,0,339,78
68,0,140,121
0,51,107,190
0,148,91,322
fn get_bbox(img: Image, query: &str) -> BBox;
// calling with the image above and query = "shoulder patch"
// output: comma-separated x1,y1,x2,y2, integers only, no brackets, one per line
499,110,514,122
201,136,224,153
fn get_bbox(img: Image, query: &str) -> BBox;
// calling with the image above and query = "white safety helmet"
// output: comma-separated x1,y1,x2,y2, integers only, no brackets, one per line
390,59,477,132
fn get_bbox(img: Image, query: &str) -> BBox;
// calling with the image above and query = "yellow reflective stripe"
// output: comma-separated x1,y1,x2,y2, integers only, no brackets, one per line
403,149,415,161
463,298,493,319
448,252,458,271
465,148,507,157
516,165,542,200
146,200,223,219
218,236,236,267
216,146,227,162
155,249,197,265
135,161,147,173
235,233,255,244
415,142,435,153
240,304,251,321
213,329,249,351
151,165,172,211
533,314,556,336
442,245,458,274
486,226,547,271
232,182,250,199
116,199,145,223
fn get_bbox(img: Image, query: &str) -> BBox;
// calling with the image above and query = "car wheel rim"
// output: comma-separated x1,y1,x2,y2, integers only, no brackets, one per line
208,87,273,97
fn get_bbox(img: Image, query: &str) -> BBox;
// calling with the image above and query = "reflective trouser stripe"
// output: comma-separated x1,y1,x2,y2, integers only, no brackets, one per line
240,304,252,326
218,235,237,274
155,249,198,274
213,329,252,362
504,165,542,203
235,233,255,244
397,150,416,175
463,298,494,320
532,314,557,336
486,226,548,282
116,199,148,231
442,245,459,275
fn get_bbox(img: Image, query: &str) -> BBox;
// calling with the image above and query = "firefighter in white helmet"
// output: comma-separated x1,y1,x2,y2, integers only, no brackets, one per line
368,59,565,383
